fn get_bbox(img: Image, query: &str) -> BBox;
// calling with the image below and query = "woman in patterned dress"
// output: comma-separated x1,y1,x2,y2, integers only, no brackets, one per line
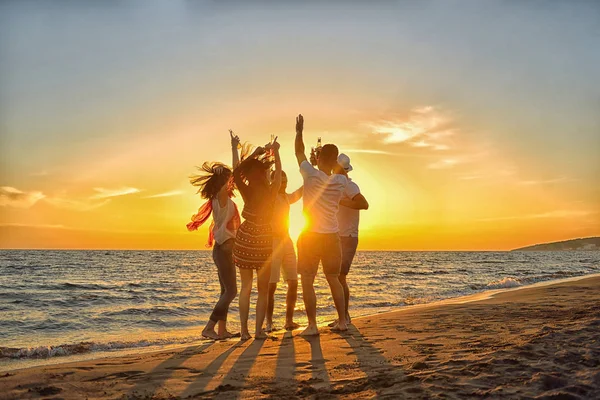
233,138,282,340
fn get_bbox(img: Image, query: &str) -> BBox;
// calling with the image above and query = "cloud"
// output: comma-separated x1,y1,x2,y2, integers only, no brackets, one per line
29,170,49,177
144,190,183,199
428,158,460,169
457,168,516,181
0,223,66,229
518,177,574,186
91,187,141,199
0,187,45,208
478,209,596,222
365,106,455,150
44,197,111,212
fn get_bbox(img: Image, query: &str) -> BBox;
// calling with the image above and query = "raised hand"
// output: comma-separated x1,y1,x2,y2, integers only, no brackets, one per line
229,129,240,148
271,136,280,151
310,148,318,166
296,114,304,135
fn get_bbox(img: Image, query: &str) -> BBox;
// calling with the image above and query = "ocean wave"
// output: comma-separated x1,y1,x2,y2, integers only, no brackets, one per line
485,277,523,289
101,305,195,317
467,277,524,291
0,336,203,360
61,282,112,291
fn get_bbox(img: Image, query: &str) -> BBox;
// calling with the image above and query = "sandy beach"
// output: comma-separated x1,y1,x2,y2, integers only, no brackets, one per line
2,275,599,399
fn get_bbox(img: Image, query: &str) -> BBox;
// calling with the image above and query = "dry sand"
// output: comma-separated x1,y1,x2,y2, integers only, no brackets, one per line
1,276,599,399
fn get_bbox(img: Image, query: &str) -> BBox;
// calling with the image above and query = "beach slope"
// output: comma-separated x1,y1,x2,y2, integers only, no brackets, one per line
2,276,599,399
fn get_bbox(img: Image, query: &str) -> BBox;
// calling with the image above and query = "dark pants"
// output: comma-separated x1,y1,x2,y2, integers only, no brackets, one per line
209,239,237,322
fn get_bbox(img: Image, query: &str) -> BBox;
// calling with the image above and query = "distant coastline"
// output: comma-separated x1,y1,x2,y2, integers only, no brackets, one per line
512,237,600,251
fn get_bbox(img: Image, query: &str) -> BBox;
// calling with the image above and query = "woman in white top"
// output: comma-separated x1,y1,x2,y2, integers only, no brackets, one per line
186,132,242,340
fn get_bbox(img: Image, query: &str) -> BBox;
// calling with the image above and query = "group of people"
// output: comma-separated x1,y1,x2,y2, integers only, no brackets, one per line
187,114,369,340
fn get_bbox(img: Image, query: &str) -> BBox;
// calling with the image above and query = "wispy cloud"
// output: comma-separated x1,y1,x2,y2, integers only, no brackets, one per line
517,176,574,186
478,209,596,222
29,170,49,177
0,223,66,229
144,190,183,199
365,106,455,150
428,158,460,169
0,187,45,208
44,197,111,212
91,187,141,199
457,168,516,181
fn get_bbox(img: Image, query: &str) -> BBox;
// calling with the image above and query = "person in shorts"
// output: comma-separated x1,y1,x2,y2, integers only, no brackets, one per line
265,171,303,332
294,114,349,336
332,153,369,326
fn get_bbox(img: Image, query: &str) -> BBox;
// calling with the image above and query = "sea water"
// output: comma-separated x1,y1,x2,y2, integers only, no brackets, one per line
1,250,598,371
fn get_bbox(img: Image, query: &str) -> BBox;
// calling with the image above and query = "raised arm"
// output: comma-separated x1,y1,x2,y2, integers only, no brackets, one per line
294,114,307,166
269,138,282,198
287,186,303,204
340,193,369,210
230,130,240,168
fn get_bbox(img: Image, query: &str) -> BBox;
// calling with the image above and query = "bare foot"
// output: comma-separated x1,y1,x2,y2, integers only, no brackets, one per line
284,322,300,330
202,329,219,340
331,321,348,332
240,331,252,341
254,330,268,340
300,325,320,336
218,331,240,340
265,323,273,333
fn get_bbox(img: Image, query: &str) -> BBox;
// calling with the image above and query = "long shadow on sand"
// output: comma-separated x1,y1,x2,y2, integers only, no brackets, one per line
303,334,330,386
127,342,214,399
184,338,266,398
179,340,244,397
275,331,297,389
334,324,417,397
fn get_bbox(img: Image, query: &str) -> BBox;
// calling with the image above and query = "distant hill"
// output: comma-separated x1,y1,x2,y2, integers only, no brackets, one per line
512,237,600,251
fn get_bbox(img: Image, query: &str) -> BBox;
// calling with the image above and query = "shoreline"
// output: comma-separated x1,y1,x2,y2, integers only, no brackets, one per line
3,272,599,374
2,273,598,399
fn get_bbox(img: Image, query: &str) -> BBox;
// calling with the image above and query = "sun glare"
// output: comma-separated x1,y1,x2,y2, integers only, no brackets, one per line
288,206,307,241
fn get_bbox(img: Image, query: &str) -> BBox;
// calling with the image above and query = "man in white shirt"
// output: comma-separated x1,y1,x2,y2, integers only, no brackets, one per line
294,114,349,335
335,153,369,325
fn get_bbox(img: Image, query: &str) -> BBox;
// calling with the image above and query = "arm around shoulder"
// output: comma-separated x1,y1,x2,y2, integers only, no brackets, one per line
340,193,369,210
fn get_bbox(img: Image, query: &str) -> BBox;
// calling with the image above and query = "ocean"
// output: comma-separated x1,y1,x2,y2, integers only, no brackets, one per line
0,250,598,372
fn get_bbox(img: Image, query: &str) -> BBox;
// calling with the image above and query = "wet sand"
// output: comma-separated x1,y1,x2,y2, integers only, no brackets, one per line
1,276,599,399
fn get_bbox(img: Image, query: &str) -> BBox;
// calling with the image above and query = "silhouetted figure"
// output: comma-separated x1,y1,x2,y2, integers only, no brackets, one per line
266,170,303,332
330,153,369,327
294,114,349,336
233,138,282,340
187,157,240,340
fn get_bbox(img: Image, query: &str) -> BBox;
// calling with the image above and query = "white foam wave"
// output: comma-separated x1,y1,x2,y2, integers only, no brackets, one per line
0,336,203,360
485,277,523,289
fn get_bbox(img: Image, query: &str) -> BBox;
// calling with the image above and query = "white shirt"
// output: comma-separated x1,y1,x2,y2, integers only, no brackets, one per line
212,198,237,245
337,179,361,237
300,160,348,234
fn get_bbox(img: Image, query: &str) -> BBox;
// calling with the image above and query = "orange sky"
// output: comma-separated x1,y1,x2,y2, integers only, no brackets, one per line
1,2,599,250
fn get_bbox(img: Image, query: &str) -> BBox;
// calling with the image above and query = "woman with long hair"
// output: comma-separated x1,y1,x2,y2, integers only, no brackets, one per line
186,132,242,340
233,138,282,340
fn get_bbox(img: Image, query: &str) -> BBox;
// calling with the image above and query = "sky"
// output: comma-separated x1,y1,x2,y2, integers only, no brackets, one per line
0,0,599,250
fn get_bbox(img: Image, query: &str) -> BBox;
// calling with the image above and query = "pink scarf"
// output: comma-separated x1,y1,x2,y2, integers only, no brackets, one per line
186,199,240,247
